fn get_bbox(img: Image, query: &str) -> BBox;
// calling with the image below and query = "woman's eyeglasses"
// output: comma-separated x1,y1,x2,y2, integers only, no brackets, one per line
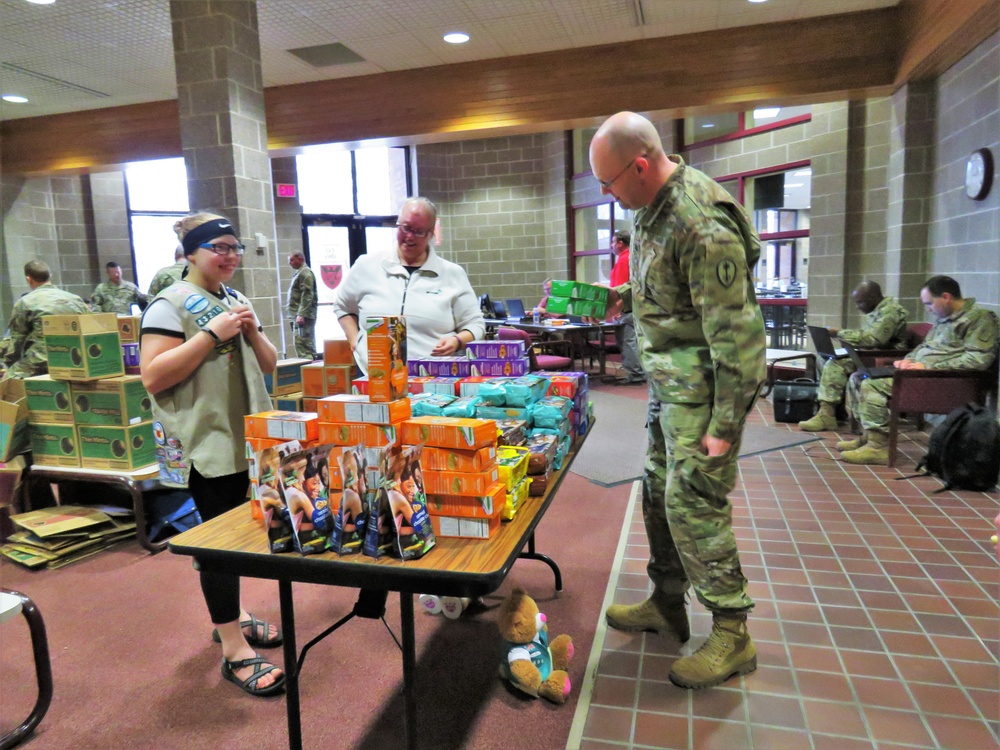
199,242,246,256
396,223,432,238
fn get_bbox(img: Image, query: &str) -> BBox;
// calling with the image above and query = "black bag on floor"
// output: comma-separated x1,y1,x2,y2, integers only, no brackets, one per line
914,403,1000,492
772,378,818,423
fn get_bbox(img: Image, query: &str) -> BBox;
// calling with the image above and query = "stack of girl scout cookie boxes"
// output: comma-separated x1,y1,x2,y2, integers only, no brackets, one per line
545,279,609,317
25,313,156,471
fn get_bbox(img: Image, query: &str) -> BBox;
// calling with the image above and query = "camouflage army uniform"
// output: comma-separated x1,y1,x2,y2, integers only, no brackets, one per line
616,156,766,614
287,265,318,359
2,283,90,379
147,262,186,297
817,295,908,403
91,279,147,314
847,299,999,432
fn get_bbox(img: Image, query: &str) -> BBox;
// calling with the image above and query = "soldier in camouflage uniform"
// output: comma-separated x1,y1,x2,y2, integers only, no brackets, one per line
2,260,90,380
91,261,148,314
799,280,908,431
286,251,318,359
590,112,765,689
147,245,187,297
843,275,999,465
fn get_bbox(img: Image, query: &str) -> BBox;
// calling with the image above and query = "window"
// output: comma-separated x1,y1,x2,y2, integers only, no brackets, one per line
745,166,811,290
681,105,811,149
124,158,190,294
296,146,412,342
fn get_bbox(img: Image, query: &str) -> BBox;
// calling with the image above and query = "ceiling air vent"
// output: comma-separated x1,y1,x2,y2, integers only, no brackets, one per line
286,43,365,68
1,63,110,98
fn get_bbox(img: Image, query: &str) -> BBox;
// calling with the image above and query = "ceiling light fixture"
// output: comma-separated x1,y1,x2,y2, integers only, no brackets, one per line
2,94,29,103
702,123,714,128
747,0,768,4
754,107,781,119
792,169,812,177
784,183,803,188
443,32,470,44
25,0,56,5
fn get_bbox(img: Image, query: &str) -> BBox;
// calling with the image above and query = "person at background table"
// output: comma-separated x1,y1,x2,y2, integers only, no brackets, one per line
1,260,89,380
140,211,285,698
91,261,148,313
286,250,318,359
147,243,187,297
609,229,645,384
798,280,907,432
842,275,998,465
333,197,485,371
589,111,765,690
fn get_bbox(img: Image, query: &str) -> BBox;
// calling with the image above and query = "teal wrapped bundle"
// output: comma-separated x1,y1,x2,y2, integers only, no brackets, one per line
411,393,456,416
552,434,573,471
477,381,507,406
442,395,481,418
531,395,572,429
504,374,550,407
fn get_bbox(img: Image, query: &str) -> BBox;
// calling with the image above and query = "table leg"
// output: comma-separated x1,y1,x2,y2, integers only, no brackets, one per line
518,533,563,592
279,580,302,750
400,592,417,750
124,477,167,553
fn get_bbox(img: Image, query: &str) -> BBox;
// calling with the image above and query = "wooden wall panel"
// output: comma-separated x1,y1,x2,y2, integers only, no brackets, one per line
895,0,1000,83
0,4,993,175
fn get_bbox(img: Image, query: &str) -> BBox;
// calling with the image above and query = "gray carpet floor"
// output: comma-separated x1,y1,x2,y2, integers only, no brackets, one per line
573,389,820,486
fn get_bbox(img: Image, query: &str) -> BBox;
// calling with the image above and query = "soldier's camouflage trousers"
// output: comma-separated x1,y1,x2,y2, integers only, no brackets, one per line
817,356,857,403
846,372,893,432
643,400,753,614
293,319,316,360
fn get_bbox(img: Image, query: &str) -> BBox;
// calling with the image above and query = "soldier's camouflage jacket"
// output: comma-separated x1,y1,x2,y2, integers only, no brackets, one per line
906,299,998,370
838,295,908,348
2,283,90,378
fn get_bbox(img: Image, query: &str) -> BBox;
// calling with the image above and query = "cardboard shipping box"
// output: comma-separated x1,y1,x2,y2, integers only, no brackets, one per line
116,315,141,344
264,358,312,396
43,313,124,381
29,422,80,467
23,375,74,424
0,379,30,462
77,421,156,471
70,375,153,426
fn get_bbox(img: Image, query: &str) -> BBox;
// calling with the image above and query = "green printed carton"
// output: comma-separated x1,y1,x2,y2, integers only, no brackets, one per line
77,421,156,471
43,313,124,381
545,296,606,317
24,375,74,424
29,423,80,467
549,280,609,303
70,375,153,426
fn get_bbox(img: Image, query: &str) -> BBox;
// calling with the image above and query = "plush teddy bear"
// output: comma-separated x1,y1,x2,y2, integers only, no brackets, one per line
497,587,574,704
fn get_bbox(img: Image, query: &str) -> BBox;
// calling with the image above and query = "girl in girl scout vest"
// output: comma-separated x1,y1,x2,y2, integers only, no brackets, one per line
140,212,284,698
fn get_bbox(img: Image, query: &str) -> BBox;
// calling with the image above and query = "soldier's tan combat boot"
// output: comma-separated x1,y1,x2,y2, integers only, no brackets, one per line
668,612,756,689
798,401,838,432
605,593,690,641
841,430,889,465
836,434,867,452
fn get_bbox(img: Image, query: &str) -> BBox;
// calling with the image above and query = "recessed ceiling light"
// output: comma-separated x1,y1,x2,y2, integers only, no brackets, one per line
443,32,470,44
25,0,56,5
702,123,714,128
792,169,812,177
754,107,781,119
2,94,29,103
747,0,768,4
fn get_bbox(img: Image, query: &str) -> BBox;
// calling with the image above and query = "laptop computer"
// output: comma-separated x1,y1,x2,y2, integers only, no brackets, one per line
842,341,897,379
807,325,848,358
504,298,528,319
491,300,507,319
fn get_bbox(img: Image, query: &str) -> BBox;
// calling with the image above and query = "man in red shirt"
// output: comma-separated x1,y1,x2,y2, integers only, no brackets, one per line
610,230,645,383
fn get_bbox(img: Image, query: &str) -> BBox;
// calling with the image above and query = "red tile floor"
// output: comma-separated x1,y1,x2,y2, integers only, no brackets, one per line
567,395,999,750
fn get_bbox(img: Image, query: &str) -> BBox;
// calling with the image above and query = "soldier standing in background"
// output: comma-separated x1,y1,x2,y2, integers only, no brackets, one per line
589,111,765,689
798,280,908,431
287,251,317,359
91,261,148,313
2,260,90,380
148,244,188,297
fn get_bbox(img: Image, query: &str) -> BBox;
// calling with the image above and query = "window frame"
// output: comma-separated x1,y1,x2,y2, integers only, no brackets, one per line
677,112,812,152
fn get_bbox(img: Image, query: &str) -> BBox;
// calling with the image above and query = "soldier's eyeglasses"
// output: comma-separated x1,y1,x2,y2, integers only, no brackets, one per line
598,155,643,189
200,242,245,256
396,223,432,238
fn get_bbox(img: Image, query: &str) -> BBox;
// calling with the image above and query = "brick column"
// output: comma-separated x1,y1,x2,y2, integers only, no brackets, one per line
170,0,281,344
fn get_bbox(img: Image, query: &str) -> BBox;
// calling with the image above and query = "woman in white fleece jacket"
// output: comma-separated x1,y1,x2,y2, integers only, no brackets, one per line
333,197,486,371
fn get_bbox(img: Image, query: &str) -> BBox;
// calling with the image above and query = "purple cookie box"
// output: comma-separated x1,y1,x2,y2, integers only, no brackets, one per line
465,340,527,360
469,358,531,377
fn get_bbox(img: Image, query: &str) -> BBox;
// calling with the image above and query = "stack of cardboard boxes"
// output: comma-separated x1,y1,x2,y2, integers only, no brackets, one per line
301,339,356,411
545,279,609,317
26,313,157,471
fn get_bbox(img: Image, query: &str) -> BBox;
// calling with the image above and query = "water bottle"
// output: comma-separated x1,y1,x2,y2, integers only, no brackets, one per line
532,307,540,325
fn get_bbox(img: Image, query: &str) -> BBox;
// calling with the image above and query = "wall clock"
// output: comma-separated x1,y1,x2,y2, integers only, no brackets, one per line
965,147,993,201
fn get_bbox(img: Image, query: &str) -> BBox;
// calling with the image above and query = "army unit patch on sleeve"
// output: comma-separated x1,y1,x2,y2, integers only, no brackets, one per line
717,259,738,288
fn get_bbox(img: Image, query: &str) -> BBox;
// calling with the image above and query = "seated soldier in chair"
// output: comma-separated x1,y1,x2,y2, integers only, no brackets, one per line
799,281,907,431
841,276,998,466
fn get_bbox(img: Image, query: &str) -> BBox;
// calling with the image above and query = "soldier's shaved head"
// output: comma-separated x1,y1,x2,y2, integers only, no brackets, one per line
852,280,884,314
24,260,51,283
590,112,676,210
593,111,665,164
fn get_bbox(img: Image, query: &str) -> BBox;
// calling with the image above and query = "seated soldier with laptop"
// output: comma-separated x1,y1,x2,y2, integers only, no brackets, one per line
798,280,908,432
841,276,999,465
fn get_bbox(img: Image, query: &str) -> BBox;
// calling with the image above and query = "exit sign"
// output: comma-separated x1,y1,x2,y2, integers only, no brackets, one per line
276,183,296,198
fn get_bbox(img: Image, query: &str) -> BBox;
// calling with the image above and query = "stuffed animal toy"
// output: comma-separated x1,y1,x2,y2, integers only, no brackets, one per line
497,587,574,704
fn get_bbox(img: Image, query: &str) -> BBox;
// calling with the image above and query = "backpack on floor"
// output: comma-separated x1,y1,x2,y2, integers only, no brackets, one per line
914,403,1000,492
